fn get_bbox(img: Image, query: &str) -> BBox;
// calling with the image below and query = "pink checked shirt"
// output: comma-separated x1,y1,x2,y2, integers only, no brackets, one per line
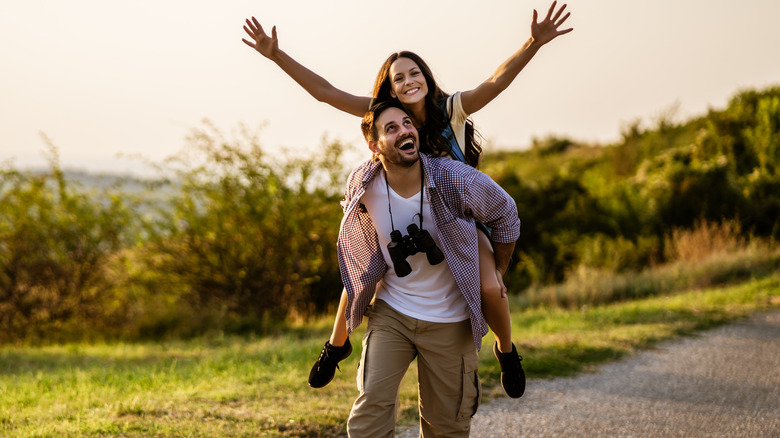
337,154,521,350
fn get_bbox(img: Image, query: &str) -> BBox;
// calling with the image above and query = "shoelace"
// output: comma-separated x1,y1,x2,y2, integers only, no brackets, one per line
316,344,341,371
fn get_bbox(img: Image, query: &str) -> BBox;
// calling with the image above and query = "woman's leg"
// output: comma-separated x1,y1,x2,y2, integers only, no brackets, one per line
479,231,526,398
478,231,513,353
329,288,350,347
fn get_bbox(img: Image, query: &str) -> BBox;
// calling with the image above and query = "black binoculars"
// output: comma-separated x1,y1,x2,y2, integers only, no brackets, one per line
387,223,445,277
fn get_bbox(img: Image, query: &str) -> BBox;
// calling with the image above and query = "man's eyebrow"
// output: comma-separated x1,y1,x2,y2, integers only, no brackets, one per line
382,121,397,132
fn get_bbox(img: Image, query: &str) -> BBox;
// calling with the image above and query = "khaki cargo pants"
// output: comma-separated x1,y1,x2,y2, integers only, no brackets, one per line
347,299,481,437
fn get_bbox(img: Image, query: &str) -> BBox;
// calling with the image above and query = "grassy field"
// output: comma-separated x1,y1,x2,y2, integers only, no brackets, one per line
1,274,778,437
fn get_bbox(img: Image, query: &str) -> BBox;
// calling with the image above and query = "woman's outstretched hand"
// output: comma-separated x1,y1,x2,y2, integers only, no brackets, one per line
242,17,279,60
531,1,573,46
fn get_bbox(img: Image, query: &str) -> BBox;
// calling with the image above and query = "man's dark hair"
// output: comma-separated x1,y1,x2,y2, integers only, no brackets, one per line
361,100,407,143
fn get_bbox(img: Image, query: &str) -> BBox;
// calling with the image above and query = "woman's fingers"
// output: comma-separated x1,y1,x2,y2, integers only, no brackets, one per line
551,3,566,23
545,1,558,21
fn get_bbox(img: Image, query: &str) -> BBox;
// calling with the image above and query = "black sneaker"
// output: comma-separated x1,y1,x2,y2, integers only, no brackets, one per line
308,339,352,388
493,342,525,398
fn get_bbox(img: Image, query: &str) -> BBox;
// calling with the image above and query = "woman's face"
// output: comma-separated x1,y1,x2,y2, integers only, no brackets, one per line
388,57,428,106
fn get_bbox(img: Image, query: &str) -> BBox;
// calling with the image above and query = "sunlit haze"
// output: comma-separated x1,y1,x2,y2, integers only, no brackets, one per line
1,0,778,175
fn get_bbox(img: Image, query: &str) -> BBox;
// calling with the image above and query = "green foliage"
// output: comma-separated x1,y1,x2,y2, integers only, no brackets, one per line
1,123,351,342
700,87,780,175
530,135,575,156
133,122,347,336
743,95,780,174
0,144,138,342
486,85,780,292
634,145,745,230
741,171,780,235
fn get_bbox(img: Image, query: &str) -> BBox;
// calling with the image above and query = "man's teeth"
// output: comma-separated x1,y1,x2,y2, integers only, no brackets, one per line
400,139,414,150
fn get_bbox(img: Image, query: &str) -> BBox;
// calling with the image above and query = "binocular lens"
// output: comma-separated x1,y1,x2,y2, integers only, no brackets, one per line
387,225,444,277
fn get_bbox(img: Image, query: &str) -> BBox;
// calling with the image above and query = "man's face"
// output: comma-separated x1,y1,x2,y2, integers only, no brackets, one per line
370,107,419,167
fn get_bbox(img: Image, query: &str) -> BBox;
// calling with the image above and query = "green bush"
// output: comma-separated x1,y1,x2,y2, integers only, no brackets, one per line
0,147,138,342
133,123,347,336
492,85,780,291
741,172,780,236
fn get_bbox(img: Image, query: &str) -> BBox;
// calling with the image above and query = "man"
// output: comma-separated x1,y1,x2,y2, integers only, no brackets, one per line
327,101,521,437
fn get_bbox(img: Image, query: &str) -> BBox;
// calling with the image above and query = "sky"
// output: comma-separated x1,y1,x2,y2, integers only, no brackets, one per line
1,0,778,175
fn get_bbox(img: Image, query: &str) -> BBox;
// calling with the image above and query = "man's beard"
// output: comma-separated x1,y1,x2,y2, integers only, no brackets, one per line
395,134,419,166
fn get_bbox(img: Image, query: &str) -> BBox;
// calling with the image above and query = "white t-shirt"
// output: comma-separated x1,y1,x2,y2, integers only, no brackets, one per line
361,169,469,322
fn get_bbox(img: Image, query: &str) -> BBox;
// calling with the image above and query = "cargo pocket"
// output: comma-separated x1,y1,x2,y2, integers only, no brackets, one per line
356,328,373,393
456,353,482,421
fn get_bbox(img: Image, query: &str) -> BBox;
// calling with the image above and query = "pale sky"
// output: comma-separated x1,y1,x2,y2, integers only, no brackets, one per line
1,1,778,174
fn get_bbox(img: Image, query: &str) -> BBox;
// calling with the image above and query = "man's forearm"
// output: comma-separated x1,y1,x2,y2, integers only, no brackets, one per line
493,242,516,275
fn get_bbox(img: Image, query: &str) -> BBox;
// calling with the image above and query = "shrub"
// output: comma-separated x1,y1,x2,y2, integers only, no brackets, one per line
0,146,137,342
134,122,347,335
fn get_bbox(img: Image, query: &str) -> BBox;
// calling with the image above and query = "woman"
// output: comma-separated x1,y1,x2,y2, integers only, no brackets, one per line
242,1,572,398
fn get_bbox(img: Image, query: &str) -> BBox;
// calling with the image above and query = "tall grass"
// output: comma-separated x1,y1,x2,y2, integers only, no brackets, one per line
523,220,779,309
664,218,746,262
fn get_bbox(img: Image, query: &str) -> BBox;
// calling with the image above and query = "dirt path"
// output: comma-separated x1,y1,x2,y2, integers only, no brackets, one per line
399,310,780,437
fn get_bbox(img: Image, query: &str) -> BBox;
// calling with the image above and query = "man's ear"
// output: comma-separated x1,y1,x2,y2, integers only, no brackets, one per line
368,140,379,155
368,140,382,162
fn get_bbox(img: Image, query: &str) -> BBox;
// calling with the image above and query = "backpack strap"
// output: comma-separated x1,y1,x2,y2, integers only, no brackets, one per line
444,95,467,163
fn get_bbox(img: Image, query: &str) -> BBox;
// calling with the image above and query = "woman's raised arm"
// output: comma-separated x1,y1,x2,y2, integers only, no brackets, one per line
242,17,371,117
460,1,573,115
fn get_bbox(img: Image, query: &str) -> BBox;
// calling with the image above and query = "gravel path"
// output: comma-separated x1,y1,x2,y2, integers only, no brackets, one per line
397,310,780,437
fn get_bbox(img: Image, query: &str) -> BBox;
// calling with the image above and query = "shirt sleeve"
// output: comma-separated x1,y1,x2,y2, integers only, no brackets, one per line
463,169,521,244
448,92,469,124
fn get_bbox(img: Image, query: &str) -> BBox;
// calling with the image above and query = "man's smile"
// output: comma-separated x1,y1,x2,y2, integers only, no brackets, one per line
398,137,415,151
